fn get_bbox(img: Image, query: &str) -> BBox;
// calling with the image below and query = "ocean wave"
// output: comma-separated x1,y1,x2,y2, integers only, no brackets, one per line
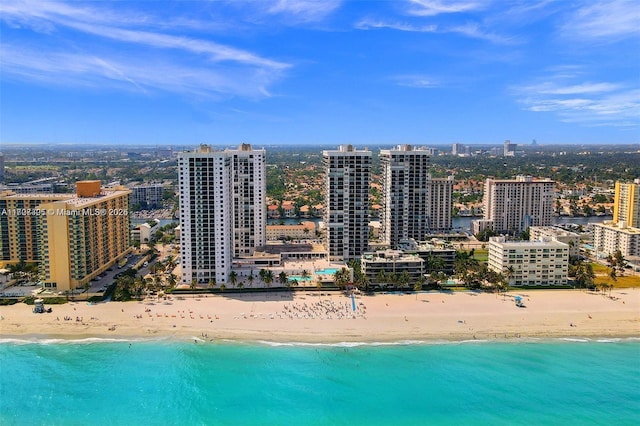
0,336,162,345
254,340,427,348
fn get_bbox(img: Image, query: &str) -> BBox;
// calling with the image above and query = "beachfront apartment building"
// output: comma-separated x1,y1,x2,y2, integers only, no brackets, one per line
323,145,371,261
179,145,233,286
380,145,453,249
361,249,425,287
613,179,640,228
1,181,132,291
488,236,569,286
592,221,640,258
529,226,581,257
38,181,132,291
229,143,267,257
178,144,266,285
1,192,73,264
474,176,555,235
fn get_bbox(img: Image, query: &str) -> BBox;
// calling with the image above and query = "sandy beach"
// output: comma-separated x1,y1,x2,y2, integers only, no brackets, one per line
1,290,638,343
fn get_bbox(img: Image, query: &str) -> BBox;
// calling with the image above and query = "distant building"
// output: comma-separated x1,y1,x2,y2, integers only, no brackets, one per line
266,222,316,241
503,140,516,157
452,143,465,156
380,145,453,249
0,152,4,182
474,176,555,235
613,179,640,228
488,236,569,286
131,219,161,243
323,145,371,261
529,226,581,257
131,184,164,209
593,221,640,258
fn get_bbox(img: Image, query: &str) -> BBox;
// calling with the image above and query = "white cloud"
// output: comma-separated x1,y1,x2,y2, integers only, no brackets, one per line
513,72,639,127
392,74,440,89
1,43,280,99
266,0,342,23
354,18,437,33
0,0,289,98
561,0,640,40
406,0,486,17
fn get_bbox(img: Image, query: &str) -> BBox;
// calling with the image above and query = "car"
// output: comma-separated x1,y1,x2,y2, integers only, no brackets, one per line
143,261,149,267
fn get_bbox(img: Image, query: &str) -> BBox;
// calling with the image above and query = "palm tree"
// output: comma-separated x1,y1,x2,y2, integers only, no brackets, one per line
414,279,423,299
264,270,274,288
301,270,310,281
278,271,288,287
190,278,198,290
208,278,216,290
376,269,387,287
334,267,350,290
246,274,254,288
229,271,238,288
167,273,177,289
505,266,515,285
398,271,410,289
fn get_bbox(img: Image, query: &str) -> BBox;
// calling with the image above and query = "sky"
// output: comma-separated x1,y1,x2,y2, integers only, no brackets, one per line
1,0,639,146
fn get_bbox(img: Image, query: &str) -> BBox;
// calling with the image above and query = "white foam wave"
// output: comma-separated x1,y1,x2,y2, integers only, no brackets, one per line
560,338,591,343
0,336,160,345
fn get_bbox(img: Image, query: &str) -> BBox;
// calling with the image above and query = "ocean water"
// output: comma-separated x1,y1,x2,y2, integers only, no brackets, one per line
1,339,638,425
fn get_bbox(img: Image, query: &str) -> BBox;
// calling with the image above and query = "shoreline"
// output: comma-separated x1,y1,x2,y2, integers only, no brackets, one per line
2,289,638,344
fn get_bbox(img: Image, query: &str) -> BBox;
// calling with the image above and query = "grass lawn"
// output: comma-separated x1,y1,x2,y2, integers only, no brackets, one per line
590,263,640,288
469,249,488,262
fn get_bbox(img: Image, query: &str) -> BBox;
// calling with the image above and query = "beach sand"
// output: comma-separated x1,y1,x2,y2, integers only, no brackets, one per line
1,290,638,343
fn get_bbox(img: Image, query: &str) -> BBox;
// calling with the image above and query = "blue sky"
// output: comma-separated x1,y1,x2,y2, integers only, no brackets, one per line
1,0,639,146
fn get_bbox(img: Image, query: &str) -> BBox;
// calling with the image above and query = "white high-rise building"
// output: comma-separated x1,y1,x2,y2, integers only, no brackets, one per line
178,144,266,285
323,145,371,261
475,176,555,235
228,143,266,257
178,145,233,285
380,145,453,248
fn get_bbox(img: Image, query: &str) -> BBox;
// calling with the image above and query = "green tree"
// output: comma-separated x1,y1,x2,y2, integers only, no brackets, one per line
229,271,238,288
264,270,274,288
334,267,351,290
278,271,288,286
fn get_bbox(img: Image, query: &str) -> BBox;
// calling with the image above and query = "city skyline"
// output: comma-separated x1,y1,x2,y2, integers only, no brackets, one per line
1,1,639,146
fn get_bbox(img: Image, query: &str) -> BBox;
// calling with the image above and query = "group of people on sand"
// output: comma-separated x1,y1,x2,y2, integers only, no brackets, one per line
273,300,366,320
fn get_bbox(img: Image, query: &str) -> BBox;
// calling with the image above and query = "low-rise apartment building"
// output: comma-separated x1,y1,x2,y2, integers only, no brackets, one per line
488,236,569,286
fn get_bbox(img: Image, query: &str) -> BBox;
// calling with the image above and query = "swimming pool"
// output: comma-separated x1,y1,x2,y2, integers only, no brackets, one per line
288,276,312,282
316,268,338,275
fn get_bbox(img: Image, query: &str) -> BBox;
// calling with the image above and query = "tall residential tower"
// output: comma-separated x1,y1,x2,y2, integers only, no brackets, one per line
178,144,266,285
380,145,453,248
323,145,371,261
613,179,640,228
474,176,555,235
179,145,233,285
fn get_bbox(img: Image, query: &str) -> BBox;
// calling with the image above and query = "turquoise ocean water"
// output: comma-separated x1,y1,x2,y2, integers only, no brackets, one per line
1,338,638,425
